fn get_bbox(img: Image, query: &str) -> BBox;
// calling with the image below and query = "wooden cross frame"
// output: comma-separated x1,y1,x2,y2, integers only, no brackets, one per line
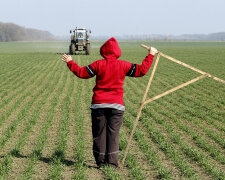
121,44,225,167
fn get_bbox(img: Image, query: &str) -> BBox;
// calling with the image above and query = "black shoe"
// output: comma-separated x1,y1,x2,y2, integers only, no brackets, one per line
97,163,105,169
108,163,118,169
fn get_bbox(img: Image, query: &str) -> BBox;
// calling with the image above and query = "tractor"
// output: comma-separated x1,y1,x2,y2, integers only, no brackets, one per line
69,27,91,55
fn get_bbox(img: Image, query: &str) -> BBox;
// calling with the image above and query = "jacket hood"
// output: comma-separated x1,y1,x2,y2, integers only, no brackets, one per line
100,37,121,59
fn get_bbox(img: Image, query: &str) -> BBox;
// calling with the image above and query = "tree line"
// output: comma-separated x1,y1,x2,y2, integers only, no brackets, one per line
0,22,55,42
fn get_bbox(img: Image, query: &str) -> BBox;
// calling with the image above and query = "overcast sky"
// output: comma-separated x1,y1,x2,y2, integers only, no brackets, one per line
0,0,224,36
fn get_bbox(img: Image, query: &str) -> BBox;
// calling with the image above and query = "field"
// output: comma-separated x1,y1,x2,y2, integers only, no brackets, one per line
0,41,224,179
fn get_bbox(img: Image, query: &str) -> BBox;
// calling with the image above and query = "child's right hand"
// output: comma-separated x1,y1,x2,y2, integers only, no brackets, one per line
62,54,72,63
149,47,158,56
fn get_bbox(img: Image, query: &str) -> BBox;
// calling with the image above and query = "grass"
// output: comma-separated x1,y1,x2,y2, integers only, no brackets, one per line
0,41,224,179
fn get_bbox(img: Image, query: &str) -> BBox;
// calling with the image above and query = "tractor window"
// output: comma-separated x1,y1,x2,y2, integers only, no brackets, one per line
78,32,83,38
76,30,86,39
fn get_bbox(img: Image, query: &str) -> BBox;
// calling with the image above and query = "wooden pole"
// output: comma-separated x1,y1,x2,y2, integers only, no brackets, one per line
208,75,225,84
141,44,150,50
142,44,225,85
159,52,206,74
144,74,207,105
121,53,161,167
160,52,225,84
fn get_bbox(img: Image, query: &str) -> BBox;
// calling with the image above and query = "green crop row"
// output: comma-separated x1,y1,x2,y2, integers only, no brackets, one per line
0,56,34,86
0,59,59,150
118,124,146,179
143,107,225,180
19,62,67,179
72,79,88,179
0,64,48,108
0,58,54,128
0,59,62,179
153,98,225,165
47,70,71,179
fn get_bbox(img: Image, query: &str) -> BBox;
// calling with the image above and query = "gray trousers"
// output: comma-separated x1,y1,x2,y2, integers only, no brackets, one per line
91,108,124,167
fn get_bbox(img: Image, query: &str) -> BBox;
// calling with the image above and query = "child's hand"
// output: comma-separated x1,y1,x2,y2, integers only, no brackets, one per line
149,47,158,56
62,54,72,63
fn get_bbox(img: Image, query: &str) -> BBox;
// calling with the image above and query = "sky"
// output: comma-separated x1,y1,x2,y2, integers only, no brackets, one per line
0,0,225,36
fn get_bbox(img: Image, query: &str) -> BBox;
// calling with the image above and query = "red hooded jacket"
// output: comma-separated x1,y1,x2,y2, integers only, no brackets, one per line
67,37,154,107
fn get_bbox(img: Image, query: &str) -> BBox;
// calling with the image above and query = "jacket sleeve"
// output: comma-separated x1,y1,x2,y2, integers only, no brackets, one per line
67,60,96,79
125,54,154,77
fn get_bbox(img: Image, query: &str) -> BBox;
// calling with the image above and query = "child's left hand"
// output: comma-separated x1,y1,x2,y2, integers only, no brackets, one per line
62,54,72,63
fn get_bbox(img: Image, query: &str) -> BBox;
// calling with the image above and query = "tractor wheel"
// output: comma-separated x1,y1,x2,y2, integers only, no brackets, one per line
71,44,76,55
69,45,72,55
86,44,91,55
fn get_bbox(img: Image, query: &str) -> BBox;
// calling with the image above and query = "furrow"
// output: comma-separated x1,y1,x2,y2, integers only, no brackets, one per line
5,60,62,180
0,59,60,179
0,59,59,150
18,63,68,179
72,78,88,179
0,59,55,130
0,55,34,88
142,107,225,179
47,68,73,179
0,58,50,104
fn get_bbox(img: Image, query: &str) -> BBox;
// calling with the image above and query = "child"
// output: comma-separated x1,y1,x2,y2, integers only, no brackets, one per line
62,37,158,168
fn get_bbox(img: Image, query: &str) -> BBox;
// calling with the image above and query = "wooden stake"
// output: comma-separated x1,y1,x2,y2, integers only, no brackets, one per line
141,44,150,50
208,75,225,84
159,52,225,84
121,53,161,167
141,44,225,84
144,74,207,105
159,52,206,74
